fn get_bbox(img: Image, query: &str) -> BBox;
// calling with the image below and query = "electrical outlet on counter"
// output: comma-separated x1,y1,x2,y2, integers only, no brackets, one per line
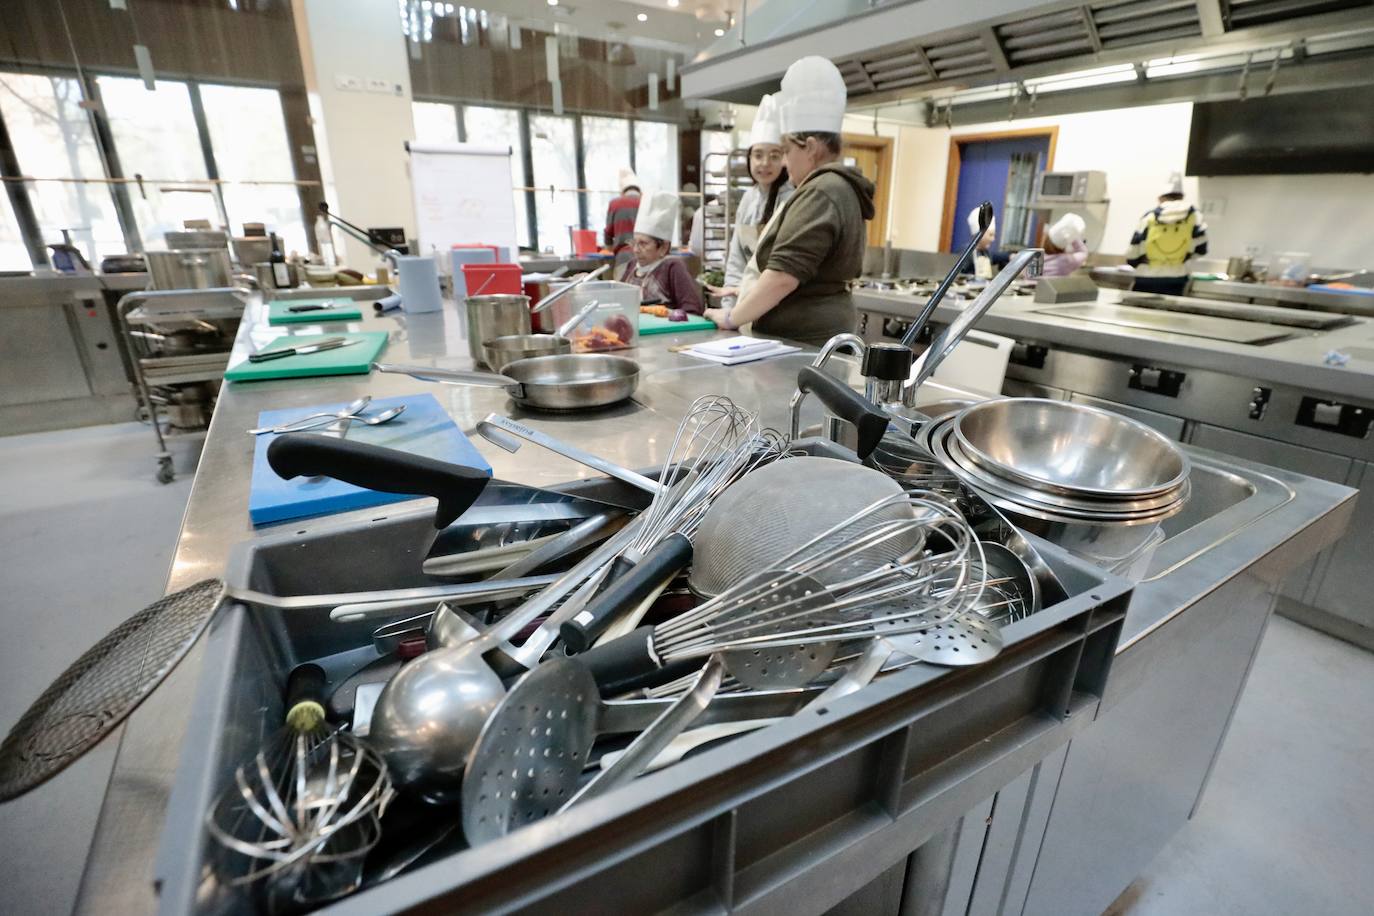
334,74,363,92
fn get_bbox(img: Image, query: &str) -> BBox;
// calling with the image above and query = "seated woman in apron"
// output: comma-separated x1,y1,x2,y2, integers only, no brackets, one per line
712,93,794,307
617,190,704,315
704,56,873,347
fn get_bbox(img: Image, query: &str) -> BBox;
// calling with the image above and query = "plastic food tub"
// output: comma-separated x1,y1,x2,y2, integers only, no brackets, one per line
555,280,640,352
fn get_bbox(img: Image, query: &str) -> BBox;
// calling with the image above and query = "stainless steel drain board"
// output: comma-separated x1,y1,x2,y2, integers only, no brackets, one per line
1035,304,1292,345
1119,294,1353,330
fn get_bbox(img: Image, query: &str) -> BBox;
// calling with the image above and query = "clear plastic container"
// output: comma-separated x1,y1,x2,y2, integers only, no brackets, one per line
1269,251,1311,287
556,280,640,352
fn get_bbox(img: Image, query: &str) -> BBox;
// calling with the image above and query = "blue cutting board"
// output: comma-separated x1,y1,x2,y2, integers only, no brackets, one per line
248,393,492,526
267,298,364,324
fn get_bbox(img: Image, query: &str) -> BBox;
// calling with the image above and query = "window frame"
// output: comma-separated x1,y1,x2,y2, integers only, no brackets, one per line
0,65,313,261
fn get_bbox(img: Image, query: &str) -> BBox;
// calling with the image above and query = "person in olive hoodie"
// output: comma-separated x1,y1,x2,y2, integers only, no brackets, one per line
704,56,874,347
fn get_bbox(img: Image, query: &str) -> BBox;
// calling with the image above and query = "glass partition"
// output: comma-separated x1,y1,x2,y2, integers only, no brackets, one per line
200,84,307,254
528,113,578,253
0,73,125,262
463,105,530,249
96,76,214,249
412,101,461,145
582,116,632,235
0,190,28,270
634,121,680,196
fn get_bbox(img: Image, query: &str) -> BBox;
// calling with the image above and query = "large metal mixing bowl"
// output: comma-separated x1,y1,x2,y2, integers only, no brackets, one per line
953,398,1190,499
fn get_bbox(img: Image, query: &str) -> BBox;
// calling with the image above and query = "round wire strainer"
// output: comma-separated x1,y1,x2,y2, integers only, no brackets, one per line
0,578,225,801
689,457,917,597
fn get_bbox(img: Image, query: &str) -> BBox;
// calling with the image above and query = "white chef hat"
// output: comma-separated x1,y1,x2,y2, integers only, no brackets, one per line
1048,212,1086,248
967,207,996,236
748,93,783,148
633,190,679,243
618,168,641,192
1162,171,1184,197
778,56,847,135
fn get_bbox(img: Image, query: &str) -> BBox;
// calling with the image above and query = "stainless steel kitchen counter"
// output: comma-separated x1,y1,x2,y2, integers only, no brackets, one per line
73,296,844,914
855,286,1374,402
1192,278,1374,318
73,292,1354,914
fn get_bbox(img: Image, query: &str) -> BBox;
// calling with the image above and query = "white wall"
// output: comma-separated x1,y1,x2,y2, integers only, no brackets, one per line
295,0,417,266
888,102,1196,255
1198,173,1374,270
882,101,1374,269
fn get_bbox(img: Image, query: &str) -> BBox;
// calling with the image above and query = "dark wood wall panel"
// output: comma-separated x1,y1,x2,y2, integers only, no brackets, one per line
409,22,683,119
0,0,304,88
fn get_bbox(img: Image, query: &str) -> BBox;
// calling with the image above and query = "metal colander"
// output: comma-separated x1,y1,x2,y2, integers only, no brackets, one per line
0,578,225,801
688,457,918,597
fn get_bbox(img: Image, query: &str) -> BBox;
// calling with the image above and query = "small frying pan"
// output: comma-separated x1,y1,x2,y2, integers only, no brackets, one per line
374,353,640,411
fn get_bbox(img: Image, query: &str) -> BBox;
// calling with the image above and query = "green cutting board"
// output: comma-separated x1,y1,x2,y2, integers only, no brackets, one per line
225,332,389,382
639,312,716,335
267,298,364,325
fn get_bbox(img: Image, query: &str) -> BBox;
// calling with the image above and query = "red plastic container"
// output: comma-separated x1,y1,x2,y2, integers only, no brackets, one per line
570,229,598,256
462,263,523,297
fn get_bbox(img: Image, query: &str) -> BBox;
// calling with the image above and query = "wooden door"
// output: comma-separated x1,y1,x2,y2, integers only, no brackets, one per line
939,127,1058,252
842,134,892,248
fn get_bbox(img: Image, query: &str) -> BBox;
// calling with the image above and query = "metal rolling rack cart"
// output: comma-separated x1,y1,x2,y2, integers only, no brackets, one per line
117,288,247,483
700,149,751,277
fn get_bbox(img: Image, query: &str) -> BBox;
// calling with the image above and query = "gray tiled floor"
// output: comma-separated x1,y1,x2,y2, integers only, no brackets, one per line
0,423,200,916
0,422,1370,915
1109,613,1374,916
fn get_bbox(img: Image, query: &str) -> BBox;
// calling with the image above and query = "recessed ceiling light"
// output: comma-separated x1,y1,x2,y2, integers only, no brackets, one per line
546,0,558,6
713,27,725,36
667,0,679,6
637,12,648,21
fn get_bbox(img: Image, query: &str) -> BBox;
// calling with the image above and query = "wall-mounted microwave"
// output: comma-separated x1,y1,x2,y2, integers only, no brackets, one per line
1035,170,1107,203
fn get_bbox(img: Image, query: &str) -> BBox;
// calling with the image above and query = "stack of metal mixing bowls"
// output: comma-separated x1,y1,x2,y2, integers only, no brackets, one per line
918,398,1190,562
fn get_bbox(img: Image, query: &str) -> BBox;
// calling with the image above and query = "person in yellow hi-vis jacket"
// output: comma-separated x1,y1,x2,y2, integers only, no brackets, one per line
1124,172,1209,296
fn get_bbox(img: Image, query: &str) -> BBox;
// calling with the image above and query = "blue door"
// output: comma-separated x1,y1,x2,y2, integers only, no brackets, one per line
949,135,1052,253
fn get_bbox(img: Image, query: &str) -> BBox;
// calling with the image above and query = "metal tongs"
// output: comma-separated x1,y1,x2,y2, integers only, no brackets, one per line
900,246,1044,407
900,200,995,349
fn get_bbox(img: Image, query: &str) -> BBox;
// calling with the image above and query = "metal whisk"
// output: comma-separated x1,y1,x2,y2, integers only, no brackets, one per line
560,396,789,650
579,491,987,691
206,665,394,908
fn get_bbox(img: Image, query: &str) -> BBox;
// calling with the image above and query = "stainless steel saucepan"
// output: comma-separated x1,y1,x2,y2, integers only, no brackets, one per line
481,299,600,373
374,353,640,411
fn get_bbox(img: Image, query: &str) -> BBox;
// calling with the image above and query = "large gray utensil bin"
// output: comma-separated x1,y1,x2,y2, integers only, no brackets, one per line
156,500,1131,915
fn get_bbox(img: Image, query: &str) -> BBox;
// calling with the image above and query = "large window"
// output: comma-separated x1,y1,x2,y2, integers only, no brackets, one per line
97,76,215,249
0,191,28,270
581,116,631,234
200,84,307,254
528,113,577,254
412,101,460,145
0,73,125,262
463,105,529,249
635,120,679,195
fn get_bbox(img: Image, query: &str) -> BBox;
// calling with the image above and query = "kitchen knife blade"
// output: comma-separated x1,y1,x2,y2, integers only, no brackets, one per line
249,336,359,362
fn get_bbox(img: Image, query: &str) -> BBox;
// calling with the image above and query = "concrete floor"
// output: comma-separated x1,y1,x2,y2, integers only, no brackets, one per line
1109,613,1374,916
0,422,1370,915
0,423,201,916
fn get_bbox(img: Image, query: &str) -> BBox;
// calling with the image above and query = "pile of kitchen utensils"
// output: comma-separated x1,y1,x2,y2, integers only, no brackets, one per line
577,489,992,691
